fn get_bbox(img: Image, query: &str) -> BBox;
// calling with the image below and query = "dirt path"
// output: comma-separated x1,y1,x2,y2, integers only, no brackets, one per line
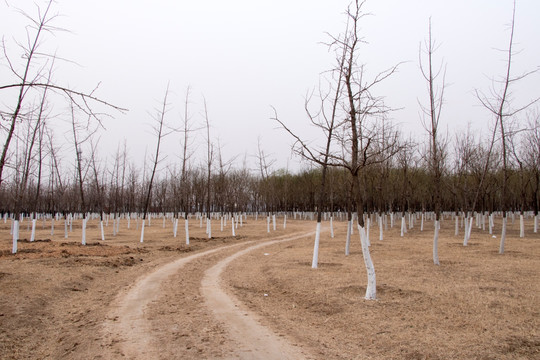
101,242,250,359
201,232,314,360
101,231,313,359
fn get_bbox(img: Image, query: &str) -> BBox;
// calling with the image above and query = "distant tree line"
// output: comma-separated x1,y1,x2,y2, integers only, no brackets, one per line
0,131,538,219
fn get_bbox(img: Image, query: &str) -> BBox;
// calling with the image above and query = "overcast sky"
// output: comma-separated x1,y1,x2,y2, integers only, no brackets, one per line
1,0,539,173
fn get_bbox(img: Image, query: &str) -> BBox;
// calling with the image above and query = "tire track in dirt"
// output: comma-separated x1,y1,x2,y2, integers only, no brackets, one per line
101,231,313,359
201,232,315,360
101,241,251,359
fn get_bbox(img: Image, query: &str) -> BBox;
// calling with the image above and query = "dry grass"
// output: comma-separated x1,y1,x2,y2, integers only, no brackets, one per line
224,215,540,359
0,213,538,359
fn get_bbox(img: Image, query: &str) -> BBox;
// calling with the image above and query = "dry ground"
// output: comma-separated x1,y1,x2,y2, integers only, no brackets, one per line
0,213,538,359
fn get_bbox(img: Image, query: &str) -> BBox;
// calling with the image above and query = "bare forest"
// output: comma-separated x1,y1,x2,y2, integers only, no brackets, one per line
1,1,539,359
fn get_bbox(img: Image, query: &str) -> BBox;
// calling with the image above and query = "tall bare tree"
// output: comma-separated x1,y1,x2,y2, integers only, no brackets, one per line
203,98,214,239
140,85,171,243
329,0,401,299
0,1,126,189
524,112,540,233
419,18,446,265
475,0,539,253
272,51,345,268
71,104,96,245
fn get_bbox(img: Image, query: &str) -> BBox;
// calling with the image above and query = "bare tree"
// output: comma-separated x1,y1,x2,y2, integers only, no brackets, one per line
272,50,345,268
475,0,539,254
0,1,126,189
419,18,447,265
255,137,276,232
140,85,171,242
329,0,401,300
71,104,96,245
89,138,106,241
203,98,214,238
178,86,199,244
509,127,530,238
524,112,540,233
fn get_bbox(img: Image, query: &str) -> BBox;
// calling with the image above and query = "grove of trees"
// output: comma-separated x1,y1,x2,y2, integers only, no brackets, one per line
1,1,538,299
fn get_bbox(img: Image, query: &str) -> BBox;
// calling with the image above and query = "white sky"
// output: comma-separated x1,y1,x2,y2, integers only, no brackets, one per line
1,0,539,174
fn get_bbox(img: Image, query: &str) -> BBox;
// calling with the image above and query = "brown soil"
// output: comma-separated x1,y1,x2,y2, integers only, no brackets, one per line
0,214,539,359
225,216,540,359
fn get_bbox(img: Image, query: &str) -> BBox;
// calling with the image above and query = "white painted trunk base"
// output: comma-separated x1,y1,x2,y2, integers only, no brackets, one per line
358,225,376,300
499,217,507,254
345,220,352,256
185,219,190,245
519,215,524,238
433,220,440,265
12,220,19,254
100,221,105,241
365,218,370,247
82,218,87,245
139,220,145,243
378,216,383,241
311,222,322,269
30,219,36,242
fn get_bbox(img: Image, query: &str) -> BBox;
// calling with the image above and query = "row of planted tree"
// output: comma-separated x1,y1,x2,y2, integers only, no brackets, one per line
1,1,538,301
0,159,539,223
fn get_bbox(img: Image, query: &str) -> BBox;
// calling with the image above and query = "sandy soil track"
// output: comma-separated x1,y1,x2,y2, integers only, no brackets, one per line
201,232,314,359
101,231,313,359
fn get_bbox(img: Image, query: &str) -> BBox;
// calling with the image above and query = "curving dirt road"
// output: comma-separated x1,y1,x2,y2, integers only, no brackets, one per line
201,233,313,359
101,232,313,359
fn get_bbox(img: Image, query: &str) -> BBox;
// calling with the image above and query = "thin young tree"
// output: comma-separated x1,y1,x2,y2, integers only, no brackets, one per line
140,85,172,243
203,98,214,239
272,55,345,268
475,0,539,254
524,113,539,233
71,104,96,245
255,137,276,232
509,128,530,238
89,138,107,241
179,86,198,244
419,18,447,265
